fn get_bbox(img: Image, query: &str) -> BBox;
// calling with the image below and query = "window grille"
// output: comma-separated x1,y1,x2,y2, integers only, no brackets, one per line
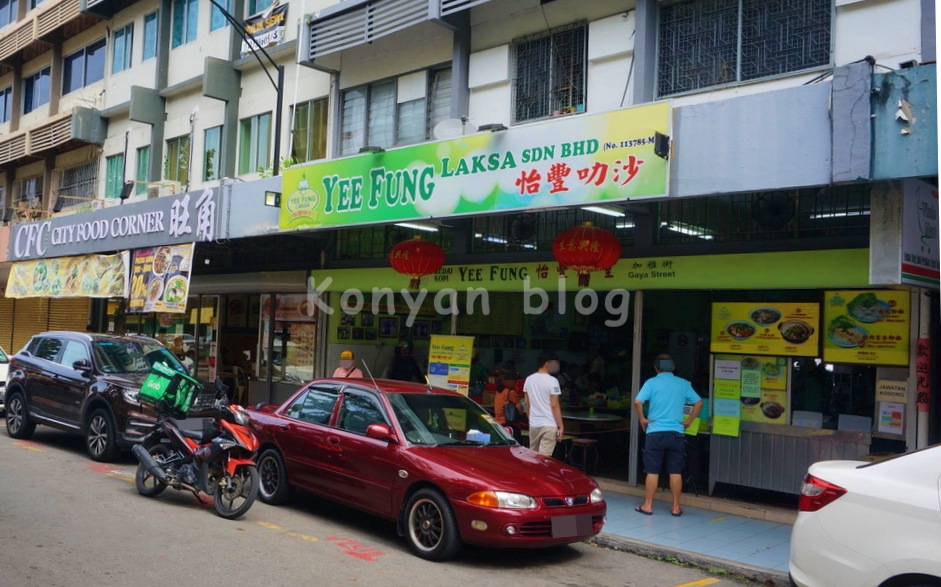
514,24,587,123
55,161,98,207
658,0,831,97
656,188,870,244
337,225,455,260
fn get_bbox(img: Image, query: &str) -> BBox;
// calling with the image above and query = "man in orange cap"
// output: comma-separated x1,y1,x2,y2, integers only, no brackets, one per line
333,350,364,378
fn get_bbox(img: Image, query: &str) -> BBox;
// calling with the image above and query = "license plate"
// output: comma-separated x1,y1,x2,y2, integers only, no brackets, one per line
550,514,593,538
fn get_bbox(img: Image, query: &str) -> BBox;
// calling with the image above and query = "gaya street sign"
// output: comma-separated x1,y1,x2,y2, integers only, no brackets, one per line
280,101,671,231
10,187,218,261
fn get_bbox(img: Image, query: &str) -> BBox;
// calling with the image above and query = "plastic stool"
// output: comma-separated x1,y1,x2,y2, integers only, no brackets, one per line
569,438,600,474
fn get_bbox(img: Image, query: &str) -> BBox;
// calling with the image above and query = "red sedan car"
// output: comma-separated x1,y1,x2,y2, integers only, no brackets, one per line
247,378,606,561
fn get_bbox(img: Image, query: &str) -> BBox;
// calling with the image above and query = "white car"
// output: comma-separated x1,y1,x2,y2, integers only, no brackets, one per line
0,346,9,414
789,444,941,587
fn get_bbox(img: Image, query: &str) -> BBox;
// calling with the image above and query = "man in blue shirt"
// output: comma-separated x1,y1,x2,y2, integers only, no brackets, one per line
633,354,703,516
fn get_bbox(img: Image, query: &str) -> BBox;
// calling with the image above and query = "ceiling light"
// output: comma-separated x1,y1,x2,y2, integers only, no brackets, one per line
583,205,625,217
395,221,438,233
810,210,871,219
660,221,714,240
615,220,635,230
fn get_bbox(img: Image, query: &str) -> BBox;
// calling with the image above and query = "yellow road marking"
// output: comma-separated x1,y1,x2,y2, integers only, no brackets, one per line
675,579,721,587
258,521,319,543
106,472,134,483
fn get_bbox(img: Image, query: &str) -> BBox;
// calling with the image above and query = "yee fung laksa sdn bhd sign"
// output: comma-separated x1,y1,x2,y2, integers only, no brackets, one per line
280,101,671,231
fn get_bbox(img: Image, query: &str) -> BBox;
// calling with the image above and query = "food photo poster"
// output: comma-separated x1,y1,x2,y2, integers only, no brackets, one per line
128,244,194,313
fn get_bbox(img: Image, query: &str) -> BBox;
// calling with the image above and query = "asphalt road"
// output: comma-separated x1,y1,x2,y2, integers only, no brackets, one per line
0,423,762,587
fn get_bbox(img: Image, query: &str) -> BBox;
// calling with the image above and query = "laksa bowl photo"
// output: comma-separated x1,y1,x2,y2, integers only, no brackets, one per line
725,321,756,341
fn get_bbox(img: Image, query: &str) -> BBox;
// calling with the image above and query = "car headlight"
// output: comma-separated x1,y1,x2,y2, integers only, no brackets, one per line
467,490,537,509
590,487,604,504
121,386,140,402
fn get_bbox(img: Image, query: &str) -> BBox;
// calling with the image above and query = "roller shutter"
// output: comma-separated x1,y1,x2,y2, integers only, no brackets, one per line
0,296,13,351
48,298,91,334
12,299,48,353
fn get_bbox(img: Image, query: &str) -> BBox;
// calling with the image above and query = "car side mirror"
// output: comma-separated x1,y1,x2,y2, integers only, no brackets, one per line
365,423,397,443
72,359,93,376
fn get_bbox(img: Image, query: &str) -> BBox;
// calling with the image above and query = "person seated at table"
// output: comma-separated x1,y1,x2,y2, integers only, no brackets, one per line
557,362,582,407
493,374,525,443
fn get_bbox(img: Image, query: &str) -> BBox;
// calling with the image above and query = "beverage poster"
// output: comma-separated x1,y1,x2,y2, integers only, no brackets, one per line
427,335,474,395
822,290,910,365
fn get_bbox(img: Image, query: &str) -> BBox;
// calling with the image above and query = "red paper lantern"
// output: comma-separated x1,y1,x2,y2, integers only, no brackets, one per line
552,222,621,287
389,236,446,289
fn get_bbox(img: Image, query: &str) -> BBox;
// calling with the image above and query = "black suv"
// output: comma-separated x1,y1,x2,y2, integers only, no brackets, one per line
4,332,190,461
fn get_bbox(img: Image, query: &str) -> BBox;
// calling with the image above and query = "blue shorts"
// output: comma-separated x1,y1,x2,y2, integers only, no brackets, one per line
643,431,686,475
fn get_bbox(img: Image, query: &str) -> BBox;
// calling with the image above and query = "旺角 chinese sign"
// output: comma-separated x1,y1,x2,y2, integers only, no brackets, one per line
822,290,911,365
427,335,474,395
8,187,217,261
710,302,820,356
128,244,194,314
6,252,129,298
280,102,671,230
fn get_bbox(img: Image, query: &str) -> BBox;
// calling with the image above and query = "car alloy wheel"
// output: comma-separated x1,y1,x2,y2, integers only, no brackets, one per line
257,448,293,505
404,488,461,561
5,392,36,439
86,408,118,462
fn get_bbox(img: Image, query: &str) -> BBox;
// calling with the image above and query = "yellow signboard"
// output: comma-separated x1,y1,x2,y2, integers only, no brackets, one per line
716,355,789,426
822,290,910,366
7,253,129,298
711,302,819,356
427,335,474,395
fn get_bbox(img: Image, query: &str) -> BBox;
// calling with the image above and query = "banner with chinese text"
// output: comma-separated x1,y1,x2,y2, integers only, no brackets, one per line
6,253,129,298
128,244,194,313
281,102,671,230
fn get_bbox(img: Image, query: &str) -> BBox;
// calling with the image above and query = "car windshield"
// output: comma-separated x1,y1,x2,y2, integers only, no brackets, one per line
92,339,187,375
388,392,517,447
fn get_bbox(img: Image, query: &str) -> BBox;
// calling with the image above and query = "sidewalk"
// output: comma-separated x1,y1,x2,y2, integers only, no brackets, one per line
592,477,794,586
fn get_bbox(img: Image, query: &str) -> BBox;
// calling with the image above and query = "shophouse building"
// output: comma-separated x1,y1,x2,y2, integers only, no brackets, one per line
0,0,937,494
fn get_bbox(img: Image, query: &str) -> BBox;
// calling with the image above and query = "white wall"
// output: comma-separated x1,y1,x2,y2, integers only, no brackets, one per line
835,0,922,66
102,4,159,109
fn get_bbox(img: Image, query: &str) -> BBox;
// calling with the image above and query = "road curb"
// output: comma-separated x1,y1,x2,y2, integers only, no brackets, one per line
591,532,792,587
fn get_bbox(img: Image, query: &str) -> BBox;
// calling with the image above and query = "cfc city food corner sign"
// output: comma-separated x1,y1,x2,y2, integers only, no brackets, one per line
280,102,671,231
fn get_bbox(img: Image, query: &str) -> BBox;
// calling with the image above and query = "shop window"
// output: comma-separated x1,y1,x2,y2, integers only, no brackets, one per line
105,154,125,198
259,294,316,385
210,0,231,31
204,126,222,181
54,161,98,208
0,0,17,30
470,208,631,254
112,24,133,74
23,66,51,114
291,99,328,164
143,11,159,61
790,359,877,431
337,224,455,260
238,112,271,174
248,0,273,15
513,24,587,123
339,66,452,156
0,86,11,123
171,0,198,48
657,0,831,97
165,135,190,186
63,39,106,95
136,146,150,194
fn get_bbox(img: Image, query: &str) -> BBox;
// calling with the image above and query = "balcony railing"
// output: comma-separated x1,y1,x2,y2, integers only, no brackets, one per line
0,0,95,64
0,107,105,167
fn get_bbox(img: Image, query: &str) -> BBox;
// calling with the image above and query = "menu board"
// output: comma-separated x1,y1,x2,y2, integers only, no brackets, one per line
711,302,819,356
822,290,910,365
128,244,194,314
715,355,789,427
427,335,474,395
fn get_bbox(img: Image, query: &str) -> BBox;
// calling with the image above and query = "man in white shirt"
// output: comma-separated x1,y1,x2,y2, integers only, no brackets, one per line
523,351,564,456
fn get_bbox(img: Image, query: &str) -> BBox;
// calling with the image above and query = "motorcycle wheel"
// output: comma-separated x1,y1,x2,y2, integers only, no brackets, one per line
135,444,169,497
212,464,259,520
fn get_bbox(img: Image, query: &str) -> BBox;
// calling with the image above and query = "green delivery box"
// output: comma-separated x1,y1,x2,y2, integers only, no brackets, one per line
139,362,202,417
